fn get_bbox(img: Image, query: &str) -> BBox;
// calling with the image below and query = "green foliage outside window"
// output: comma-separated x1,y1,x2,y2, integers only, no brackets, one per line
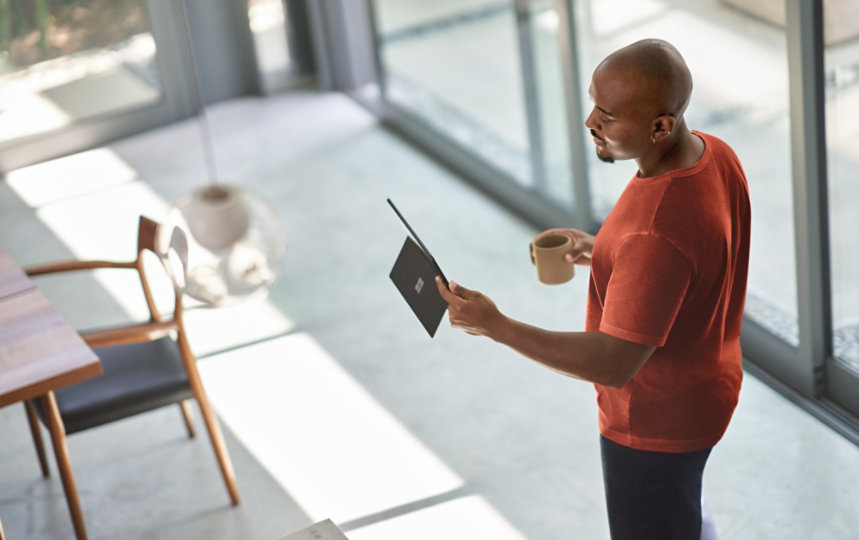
0,0,149,68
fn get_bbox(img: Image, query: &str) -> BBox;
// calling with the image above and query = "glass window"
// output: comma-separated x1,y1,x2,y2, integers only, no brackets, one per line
248,0,315,94
372,0,575,207
571,0,798,344
374,1,532,183
0,0,161,145
528,0,574,207
248,0,291,93
824,0,859,370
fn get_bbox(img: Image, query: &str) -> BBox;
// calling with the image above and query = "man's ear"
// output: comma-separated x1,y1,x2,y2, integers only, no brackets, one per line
652,115,676,142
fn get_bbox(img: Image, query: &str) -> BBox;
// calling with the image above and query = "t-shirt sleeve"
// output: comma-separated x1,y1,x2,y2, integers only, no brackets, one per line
599,233,692,347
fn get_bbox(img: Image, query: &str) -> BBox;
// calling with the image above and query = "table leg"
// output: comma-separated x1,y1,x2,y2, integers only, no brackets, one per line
42,391,88,540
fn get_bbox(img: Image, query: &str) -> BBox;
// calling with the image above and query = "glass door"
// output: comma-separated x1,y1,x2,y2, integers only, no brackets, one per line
824,0,859,415
0,0,193,173
370,0,580,223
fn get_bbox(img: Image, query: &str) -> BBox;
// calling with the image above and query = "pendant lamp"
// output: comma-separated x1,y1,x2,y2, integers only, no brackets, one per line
156,0,284,306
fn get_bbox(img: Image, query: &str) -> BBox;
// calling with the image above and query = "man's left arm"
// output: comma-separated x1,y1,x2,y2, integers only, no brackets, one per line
436,278,654,388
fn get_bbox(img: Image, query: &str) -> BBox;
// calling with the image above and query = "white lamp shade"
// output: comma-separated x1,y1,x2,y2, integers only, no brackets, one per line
184,185,250,251
156,184,285,306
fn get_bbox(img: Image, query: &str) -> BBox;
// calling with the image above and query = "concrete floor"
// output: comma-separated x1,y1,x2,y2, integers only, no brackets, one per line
1,91,859,539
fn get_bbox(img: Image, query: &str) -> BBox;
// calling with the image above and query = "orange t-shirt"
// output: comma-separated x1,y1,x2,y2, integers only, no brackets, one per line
586,131,751,453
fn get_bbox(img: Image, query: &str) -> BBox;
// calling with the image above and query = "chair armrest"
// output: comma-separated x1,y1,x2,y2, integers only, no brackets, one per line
82,320,179,348
25,260,137,276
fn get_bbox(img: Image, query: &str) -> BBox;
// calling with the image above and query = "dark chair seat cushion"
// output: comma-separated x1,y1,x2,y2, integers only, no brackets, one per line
36,336,194,434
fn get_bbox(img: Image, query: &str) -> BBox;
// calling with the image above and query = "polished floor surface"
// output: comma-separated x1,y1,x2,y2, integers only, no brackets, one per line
1,91,858,539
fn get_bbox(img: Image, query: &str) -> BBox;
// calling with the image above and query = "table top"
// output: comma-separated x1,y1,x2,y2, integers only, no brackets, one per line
0,249,32,299
0,247,101,408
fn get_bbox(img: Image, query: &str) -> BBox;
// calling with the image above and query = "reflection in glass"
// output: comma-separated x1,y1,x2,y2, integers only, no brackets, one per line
572,0,798,344
0,0,160,145
824,1,859,369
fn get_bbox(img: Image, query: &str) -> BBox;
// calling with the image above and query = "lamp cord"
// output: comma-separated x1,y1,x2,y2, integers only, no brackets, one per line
178,0,219,186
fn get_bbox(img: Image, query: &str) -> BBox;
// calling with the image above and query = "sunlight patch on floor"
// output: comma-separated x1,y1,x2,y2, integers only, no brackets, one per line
198,332,466,525
184,299,296,357
347,494,527,540
5,147,138,207
34,181,169,259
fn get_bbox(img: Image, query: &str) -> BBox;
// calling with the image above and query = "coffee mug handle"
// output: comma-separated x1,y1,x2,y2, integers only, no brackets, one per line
529,242,536,265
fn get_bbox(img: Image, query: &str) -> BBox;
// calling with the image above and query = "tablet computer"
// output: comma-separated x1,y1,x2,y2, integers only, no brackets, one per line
388,198,448,337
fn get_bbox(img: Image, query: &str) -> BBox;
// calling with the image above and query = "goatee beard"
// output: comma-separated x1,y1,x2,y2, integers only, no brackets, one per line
596,149,614,164
590,130,614,163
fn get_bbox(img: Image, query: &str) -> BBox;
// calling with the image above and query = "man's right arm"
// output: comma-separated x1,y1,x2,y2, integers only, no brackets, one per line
436,278,654,387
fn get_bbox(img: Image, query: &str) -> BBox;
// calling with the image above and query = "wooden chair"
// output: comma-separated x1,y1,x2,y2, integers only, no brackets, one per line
24,215,239,508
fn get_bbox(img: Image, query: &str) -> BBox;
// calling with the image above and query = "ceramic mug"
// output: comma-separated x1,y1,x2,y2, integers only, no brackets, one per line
530,234,575,284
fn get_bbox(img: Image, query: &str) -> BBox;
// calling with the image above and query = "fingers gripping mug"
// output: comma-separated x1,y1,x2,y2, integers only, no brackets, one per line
530,234,575,284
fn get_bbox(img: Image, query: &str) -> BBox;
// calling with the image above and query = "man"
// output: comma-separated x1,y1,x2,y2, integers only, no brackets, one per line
436,39,750,540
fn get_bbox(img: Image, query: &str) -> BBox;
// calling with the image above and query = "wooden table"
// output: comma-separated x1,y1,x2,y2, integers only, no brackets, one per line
0,247,102,540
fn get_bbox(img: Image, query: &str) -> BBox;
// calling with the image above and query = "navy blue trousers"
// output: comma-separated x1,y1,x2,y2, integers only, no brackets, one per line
600,436,712,540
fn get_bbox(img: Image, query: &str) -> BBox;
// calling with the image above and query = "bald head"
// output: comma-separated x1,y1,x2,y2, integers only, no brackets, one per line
585,40,703,172
597,39,693,120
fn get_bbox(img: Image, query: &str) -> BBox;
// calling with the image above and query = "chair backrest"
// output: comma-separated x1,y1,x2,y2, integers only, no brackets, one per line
135,215,184,326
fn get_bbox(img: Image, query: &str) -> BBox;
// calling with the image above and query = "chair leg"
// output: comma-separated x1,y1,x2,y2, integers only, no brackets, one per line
193,388,239,505
43,391,88,540
179,400,195,438
178,336,239,506
176,332,239,506
24,400,50,477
